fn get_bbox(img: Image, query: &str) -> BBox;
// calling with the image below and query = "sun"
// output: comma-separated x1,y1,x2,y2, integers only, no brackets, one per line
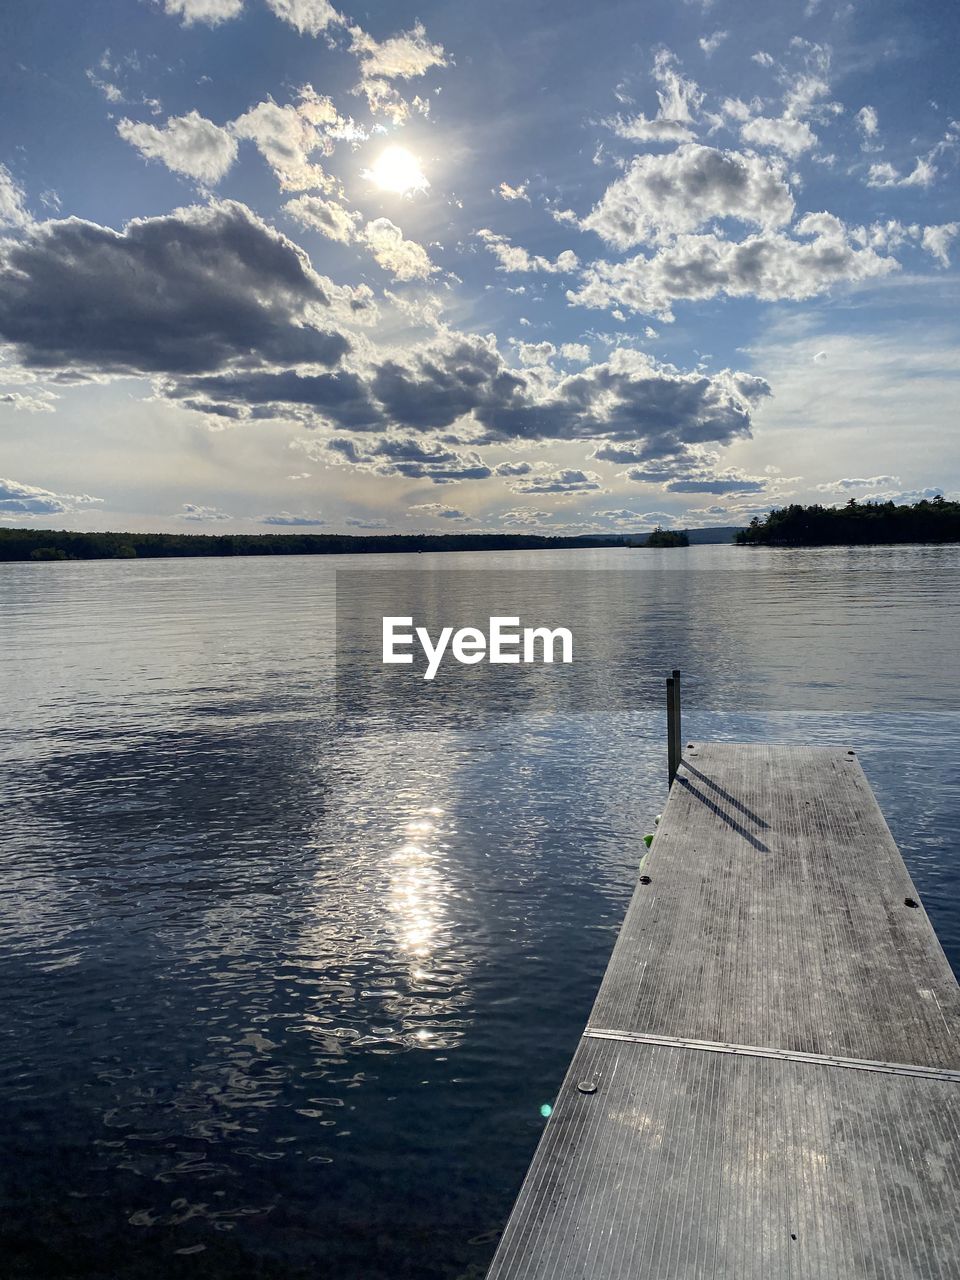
367,145,429,196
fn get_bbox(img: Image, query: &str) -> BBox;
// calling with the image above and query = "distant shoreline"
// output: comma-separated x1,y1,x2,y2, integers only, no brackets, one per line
0,527,744,562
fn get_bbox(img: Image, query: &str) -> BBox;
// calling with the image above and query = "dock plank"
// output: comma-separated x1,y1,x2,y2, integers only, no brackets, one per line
487,1036,960,1280
591,744,960,1067
487,744,960,1279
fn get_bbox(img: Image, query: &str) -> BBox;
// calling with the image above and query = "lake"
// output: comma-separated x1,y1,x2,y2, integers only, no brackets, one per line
2,545,959,1279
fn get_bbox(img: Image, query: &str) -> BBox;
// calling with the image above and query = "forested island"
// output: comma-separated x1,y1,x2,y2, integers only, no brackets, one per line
644,527,690,547
737,497,960,546
0,525,741,561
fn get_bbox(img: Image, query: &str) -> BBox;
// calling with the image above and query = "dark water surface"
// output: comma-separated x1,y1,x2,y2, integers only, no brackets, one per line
2,546,959,1278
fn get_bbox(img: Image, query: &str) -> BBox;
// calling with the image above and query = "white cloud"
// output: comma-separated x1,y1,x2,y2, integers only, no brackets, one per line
284,194,360,243
408,503,472,520
0,477,103,516
164,0,243,26
176,503,232,521
265,0,341,36
86,70,124,103
498,181,530,202
498,507,552,526
515,341,556,365
232,93,335,191
0,388,57,412
363,218,435,281
570,215,898,319
560,343,591,362
607,48,702,144
582,144,795,249
260,510,326,524
740,115,817,157
815,476,900,492
867,157,937,189
0,165,31,229
921,222,959,267
856,105,878,138
117,111,238,185
699,30,728,57
478,229,578,274
349,22,447,80
347,23,446,122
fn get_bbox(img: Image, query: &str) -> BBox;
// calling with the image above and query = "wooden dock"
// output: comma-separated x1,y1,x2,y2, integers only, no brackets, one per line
487,743,960,1278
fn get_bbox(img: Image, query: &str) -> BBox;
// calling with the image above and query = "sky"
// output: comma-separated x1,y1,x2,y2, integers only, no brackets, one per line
0,0,958,535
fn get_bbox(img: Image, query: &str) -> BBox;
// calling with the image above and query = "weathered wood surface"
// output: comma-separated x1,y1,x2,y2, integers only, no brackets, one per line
487,744,960,1279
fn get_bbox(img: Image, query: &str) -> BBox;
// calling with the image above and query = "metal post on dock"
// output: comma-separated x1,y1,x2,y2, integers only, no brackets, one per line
666,669,681,786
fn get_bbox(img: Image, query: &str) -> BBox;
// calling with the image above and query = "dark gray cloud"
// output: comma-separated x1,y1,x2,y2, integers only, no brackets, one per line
510,468,603,494
172,368,382,428
0,200,769,476
316,435,493,484
0,200,350,374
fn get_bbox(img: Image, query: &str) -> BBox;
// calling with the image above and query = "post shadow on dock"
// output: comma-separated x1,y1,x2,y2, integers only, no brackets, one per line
485,671,960,1279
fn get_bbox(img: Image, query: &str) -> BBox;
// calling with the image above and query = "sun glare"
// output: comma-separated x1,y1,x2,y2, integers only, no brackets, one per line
368,145,428,196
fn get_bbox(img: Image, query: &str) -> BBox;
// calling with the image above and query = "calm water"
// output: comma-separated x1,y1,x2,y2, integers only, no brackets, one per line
2,546,959,1279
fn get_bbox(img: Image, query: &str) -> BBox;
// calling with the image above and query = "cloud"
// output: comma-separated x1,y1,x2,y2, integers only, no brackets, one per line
264,0,341,36
659,471,767,493
494,460,533,476
284,196,433,279
310,434,494,484
606,48,702,143
569,214,898,319
0,199,770,470
344,516,389,528
0,200,350,375
514,340,556,365
921,223,959,267
740,115,817,157
408,503,472,520
363,218,435,281
349,22,447,80
560,343,591,362
582,144,795,249
349,21,446,121
510,467,604,494
164,0,243,26
233,91,337,191
867,158,937,189
477,229,579,274
117,111,238,184
497,507,553,526
0,477,104,516
292,337,768,469
259,510,326,524
176,503,232,520
815,476,900,492
498,181,530,202
856,106,878,139
0,165,31,229
284,194,360,243
699,30,728,57
0,389,58,412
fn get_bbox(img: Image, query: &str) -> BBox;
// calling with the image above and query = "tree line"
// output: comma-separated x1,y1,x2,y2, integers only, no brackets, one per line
0,528,629,561
736,497,960,546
